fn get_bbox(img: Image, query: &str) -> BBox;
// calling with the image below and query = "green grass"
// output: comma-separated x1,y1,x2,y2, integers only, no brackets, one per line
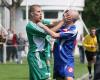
0,64,28,80
74,56,88,79
0,57,88,80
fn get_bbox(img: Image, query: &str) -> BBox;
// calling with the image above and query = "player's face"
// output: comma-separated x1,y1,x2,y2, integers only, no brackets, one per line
90,29,96,37
64,10,79,23
63,10,73,22
33,7,42,23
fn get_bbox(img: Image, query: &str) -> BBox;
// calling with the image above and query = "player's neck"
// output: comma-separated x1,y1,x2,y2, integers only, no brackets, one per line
66,21,74,26
32,20,37,23
31,19,39,24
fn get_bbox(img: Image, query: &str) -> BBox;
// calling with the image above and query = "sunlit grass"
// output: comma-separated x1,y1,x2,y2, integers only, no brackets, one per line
0,56,88,80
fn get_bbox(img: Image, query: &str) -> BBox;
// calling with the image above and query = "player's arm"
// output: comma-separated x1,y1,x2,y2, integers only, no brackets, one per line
42,19,64,32
42,19,59,26
56,25,78,41
50,20,64,32
37,22,60,38
42,12,71,32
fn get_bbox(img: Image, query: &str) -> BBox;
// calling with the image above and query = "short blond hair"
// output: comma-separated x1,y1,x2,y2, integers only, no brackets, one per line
68,10,79,20
64,9,79,22
29,4,41,19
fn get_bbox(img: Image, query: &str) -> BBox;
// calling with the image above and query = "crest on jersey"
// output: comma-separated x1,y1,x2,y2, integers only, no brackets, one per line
67,67,74,73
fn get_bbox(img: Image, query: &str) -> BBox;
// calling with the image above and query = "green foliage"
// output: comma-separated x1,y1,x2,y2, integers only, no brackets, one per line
83,0,100,28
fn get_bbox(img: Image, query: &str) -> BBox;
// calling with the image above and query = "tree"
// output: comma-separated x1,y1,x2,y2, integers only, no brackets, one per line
1,0,23,31
83,0,100,28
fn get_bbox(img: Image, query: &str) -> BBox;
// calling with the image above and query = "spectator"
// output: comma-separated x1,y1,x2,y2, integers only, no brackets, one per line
17,32,26,64
0,32,6,63
0,24,7,63
12,30,18,62
83,27,97,79
6,29,13,61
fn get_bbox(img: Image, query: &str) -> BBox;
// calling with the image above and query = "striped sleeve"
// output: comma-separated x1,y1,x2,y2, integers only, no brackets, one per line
60,25,78,39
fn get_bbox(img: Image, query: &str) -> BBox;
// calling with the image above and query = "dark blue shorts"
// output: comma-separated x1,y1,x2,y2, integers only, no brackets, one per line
53,63,74,79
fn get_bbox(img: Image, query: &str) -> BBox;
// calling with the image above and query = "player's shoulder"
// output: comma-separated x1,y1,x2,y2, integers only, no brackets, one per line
85,34,91,39
68,25,77,31
26,21,37,29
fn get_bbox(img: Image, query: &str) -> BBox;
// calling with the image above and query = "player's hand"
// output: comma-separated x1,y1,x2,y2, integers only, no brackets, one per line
91,45,96,48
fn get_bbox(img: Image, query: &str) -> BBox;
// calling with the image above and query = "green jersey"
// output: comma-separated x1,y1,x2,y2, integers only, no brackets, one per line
45,35,51,59
26,20,51,80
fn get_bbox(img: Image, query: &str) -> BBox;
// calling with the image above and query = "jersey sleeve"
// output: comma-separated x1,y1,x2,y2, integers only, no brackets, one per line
42,19,51,25
26,21,47,36
59,25,78,40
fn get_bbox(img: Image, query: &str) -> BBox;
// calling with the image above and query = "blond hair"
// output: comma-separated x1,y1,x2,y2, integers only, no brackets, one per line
29,4,41,19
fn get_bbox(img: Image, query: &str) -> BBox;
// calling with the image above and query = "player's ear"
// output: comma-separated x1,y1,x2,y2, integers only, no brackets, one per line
31,12,34,17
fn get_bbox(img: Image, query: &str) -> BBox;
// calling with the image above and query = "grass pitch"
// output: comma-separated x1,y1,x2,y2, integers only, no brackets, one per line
0,56,87,80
